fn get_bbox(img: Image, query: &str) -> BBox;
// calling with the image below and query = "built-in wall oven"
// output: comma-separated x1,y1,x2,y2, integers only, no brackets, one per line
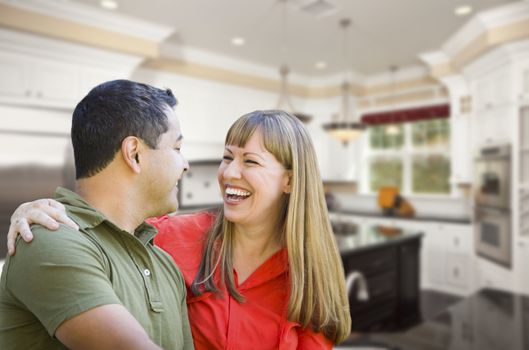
474,144,512,267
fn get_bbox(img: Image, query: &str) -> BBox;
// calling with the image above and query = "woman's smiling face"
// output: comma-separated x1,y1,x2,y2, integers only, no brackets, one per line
217,129,291,229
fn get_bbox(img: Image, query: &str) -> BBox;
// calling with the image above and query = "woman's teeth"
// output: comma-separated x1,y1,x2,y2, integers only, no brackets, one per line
225,187,251,199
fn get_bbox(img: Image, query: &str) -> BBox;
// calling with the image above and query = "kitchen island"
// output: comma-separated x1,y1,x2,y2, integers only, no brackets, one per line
334,223,423,332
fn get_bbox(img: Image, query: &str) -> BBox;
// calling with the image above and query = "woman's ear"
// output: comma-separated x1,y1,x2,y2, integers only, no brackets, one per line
121,136,142,174
283,170,293,194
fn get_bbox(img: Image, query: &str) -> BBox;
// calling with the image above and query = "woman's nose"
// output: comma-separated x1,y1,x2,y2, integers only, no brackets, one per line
223,160,242,179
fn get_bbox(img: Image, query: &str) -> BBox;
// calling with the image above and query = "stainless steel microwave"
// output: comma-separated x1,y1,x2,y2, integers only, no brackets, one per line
474,145,511,209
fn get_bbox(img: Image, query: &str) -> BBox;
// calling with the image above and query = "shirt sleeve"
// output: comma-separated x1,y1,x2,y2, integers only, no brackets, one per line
2,225,121,336
296,328,333,349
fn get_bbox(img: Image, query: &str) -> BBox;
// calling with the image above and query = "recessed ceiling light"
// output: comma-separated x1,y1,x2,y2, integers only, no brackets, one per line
231,37,245,46
315,61,327,69
100,0,118,10
454,5,472,16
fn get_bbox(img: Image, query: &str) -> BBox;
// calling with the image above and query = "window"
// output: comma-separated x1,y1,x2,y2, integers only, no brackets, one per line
366,119,450,195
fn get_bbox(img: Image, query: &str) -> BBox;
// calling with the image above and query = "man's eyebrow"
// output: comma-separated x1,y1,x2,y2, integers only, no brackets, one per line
224,147,234,154
176,134,183,142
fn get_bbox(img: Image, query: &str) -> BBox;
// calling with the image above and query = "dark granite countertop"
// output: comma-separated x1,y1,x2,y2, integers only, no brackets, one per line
335,225,423,256
332,209,472,225
340,288,529,350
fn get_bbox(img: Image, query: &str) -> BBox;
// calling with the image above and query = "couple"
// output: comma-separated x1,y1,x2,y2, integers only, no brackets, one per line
0,80,351,349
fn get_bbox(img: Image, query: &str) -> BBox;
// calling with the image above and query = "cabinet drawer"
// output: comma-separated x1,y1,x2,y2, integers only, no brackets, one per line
344,246,397,277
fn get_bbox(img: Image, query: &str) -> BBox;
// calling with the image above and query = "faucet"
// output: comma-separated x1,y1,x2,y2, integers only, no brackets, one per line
345,271,369,301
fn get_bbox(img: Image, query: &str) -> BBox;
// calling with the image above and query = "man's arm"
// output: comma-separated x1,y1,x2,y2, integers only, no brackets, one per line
55,304,162,350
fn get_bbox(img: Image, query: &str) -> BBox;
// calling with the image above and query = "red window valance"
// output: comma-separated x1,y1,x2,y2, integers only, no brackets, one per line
360,103,450,125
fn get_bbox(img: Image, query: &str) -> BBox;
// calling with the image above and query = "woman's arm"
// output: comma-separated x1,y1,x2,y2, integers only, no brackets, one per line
7,199,78,255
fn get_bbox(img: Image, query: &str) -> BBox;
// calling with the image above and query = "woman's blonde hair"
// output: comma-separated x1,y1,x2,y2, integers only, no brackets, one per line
191,110,351,343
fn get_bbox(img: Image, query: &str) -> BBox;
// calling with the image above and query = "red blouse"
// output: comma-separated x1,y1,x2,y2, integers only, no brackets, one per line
150,212,332,350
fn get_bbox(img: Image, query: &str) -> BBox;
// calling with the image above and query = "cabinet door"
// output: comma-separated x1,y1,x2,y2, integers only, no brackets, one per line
445,252,470,289
32,60,79,107
473,103,514,147
0,54,30,100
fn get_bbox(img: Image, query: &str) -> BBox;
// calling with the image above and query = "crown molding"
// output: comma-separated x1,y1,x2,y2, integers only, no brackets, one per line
0,27,143,71
443,1,529,56
0,0,173,42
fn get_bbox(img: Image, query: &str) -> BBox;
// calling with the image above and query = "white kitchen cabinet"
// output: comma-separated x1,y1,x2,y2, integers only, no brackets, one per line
0,53,79,108
0,54,30,100
323,137,358,181
472,104,514,147
421,222,475,296
473,66,513,112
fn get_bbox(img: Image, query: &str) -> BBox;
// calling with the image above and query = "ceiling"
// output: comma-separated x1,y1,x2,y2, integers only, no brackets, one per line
71,0,517,77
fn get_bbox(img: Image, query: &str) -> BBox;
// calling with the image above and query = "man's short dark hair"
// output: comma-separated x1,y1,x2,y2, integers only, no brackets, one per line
71,79,177,179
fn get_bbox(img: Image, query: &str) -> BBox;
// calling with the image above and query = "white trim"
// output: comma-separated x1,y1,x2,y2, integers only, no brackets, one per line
0,28,143,71
443,1,529,57
419,51,451,66
0,0,174,42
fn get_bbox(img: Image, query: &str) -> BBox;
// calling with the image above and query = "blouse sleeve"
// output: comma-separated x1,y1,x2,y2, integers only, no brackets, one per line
296,328,333,350
280,321,333,350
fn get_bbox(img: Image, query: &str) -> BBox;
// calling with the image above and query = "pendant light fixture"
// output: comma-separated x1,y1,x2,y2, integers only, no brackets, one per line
322,18,366,145
275,0,312,123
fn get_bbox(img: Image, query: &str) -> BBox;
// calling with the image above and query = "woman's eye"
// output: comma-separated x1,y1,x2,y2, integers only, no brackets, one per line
245,159,259,165
223,155,233,161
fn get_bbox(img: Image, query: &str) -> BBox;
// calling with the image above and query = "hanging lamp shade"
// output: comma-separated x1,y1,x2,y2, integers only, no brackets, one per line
322,81,366,145
276,65,313,124
322,18,366,145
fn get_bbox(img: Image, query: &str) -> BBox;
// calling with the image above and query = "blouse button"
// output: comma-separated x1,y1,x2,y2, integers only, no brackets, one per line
143,269,151,277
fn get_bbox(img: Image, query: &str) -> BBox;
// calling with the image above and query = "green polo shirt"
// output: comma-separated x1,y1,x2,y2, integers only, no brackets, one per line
0,187,194,350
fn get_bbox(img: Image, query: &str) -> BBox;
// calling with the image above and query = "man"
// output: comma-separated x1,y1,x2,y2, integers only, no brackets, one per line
0,80,193,349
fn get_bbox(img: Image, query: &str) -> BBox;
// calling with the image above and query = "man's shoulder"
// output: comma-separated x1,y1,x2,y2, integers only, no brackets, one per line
9,223,105,270
27,223,98,250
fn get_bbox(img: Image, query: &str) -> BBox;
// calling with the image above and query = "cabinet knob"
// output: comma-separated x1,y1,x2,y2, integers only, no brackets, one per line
25,90,31,97
36,91,43,98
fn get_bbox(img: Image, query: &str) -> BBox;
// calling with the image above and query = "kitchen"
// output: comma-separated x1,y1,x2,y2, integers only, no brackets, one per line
1,0,529,349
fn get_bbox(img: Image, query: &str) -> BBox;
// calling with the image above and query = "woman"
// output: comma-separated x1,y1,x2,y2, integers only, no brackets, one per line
7,110,351,349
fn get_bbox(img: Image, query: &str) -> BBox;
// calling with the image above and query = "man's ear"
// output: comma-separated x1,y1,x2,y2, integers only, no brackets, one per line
283,170,293,194
121,136,142,174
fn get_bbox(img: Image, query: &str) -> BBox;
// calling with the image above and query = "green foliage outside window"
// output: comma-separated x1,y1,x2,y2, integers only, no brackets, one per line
369,158,403,191
412,155,451,194
367,118,451,195
412,119,450,147
369,124,404,149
